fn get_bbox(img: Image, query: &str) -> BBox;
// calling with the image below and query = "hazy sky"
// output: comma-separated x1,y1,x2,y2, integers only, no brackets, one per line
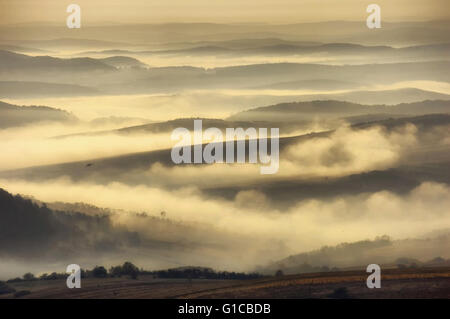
1,0,449,24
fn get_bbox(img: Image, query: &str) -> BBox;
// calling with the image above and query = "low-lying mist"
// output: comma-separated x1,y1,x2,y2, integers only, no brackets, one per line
0,177,448,274
0,123,176,170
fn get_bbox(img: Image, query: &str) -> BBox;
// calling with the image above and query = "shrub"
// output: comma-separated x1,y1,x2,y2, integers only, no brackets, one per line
23,273,36,281
109,265,123,278
92,266,108,278
122,262,139,279
39,273,48,280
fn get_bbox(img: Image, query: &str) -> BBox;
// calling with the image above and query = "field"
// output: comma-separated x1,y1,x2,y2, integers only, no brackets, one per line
1,267,449,299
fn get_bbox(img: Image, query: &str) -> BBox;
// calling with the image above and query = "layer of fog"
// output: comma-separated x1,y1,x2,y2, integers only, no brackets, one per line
143,124,421,189
0,123,176,170
63,47,450,68
3,20,449,48
0,117,423,175
0,178,449,273
3,80,450,123
63,51,336,69
0,122,448,268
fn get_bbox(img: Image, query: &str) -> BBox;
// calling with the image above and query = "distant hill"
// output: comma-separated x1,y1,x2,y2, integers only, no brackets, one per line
228,100,450,122
238,88,450,106
0,187,140,260
160,38,322,50
0,44,49,54
5,38,134,50
3,114,449,192
252,79,359,91
101,60,450,94
309,88,450,105
2,51,449,94
242,42,450,59
1,21,449,46
0,81,98,98
0,50,116,73
257,232,450,275
0,186,236,273
246,87,450,105
54,106,450,139
79,42,450,60
0,101,78,128
98,56,147,68
53,118,298,139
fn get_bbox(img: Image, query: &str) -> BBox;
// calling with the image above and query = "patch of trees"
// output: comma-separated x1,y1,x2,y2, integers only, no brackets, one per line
396,256,449,269
5,261,141,283
143,267,262,280
0,101,78,129
6,262,263,283
0,187,141,260
262,235,393,274
92,266,108,278
109,262,140,279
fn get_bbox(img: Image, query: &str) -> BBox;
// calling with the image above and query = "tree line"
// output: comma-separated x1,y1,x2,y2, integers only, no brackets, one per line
4,261,263,283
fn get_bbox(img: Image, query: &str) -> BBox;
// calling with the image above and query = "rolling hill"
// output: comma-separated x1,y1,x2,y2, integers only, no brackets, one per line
0,101,78,128
81,42,450,61
0,81,99,98
1,50,449,94
1,114,448,203
258,233,450,275
0,50,116,73
228,100,450,122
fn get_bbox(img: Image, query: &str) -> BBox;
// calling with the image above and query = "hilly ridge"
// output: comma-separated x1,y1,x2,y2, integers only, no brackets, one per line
228,100,450,121
0,101,78,128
